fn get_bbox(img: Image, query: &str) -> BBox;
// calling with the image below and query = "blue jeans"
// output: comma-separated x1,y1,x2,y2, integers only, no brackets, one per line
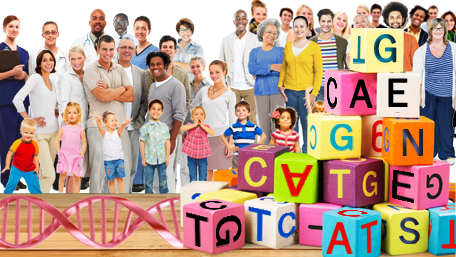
144,163,168,194
187,156,208,182
315,85,325,102
133,149,144,185
284,89,309,153
4,165,42,194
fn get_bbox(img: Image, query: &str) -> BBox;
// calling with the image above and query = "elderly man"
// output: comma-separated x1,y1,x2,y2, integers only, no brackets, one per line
113,13,138,46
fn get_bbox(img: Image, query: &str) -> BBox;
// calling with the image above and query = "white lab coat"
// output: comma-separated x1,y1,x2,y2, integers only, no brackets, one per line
28,46,68,85
72,33,99,68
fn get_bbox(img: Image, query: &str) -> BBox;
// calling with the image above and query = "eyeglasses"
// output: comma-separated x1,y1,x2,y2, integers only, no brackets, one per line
265,31,278,36
43,30,58,36
179,28,191,34
118,46,135,51
432,27,444,32
113,21,127,27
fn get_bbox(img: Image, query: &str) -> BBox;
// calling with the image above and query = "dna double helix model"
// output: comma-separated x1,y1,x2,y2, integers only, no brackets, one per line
0,195,183,249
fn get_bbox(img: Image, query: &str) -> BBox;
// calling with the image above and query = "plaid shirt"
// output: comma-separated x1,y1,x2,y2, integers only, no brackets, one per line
140,121,170,165
181,123,212,159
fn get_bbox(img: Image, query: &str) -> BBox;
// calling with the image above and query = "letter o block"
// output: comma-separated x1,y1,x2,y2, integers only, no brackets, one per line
213,169,238,187
307,113,361,160
199,189,257,204
428,203,456,255
324,70,377,116
350,28,404,73
361,115,383,157
382,117,434,166
238,144,289,193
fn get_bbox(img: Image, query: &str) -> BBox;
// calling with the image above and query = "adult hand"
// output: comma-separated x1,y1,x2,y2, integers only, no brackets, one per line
1,167,9,173
12,65,24,76
278,87,288,102
97,79,107,89
304,94,316,110
14,71,27,80
170,138,176,155
182,134,186,144
270,64,282,72
165,156,169,166
225,147,233,157
55,109,59,118
34,117,46,127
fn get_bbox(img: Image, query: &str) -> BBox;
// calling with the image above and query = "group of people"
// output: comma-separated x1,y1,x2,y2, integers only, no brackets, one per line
1,1,456,194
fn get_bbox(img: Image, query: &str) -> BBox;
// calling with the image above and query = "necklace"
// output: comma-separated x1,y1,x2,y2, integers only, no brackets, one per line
211,85,223,96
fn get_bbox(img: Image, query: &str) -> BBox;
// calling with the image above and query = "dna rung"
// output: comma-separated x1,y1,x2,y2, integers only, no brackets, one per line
0,196,182,249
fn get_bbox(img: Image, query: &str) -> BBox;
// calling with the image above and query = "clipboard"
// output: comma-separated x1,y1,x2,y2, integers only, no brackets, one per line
0,50,20,73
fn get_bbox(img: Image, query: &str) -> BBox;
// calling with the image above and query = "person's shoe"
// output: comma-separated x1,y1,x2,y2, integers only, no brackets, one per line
445,157,455,166
132,184,145,193
80,181,89,190
17,180,27,189
15,185,20,191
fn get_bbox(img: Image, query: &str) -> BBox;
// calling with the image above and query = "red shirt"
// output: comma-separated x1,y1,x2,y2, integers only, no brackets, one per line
272,130,300,152
181,123,212,159
10,139,39,172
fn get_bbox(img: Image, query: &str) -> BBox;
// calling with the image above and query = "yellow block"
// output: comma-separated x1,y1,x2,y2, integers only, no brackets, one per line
199,189,257,204
350,28,404,73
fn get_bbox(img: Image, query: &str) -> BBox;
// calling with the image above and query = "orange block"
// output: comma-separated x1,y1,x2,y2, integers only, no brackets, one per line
213,169,238,187
450,183,455,202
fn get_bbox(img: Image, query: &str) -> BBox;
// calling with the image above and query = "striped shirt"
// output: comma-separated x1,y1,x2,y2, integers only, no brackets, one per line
271,130,299,152
224,120,263,150
317,36,338,85
425,44,453,97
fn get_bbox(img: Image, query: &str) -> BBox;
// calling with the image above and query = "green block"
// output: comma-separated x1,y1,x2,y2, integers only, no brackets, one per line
274,152,319,204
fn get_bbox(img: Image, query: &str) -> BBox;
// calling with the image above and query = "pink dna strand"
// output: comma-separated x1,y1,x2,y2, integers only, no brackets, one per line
0,195,183,249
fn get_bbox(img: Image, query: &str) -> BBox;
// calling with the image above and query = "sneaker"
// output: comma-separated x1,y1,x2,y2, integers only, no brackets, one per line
17,180,27,189
445,158,455,166
132,184,145,193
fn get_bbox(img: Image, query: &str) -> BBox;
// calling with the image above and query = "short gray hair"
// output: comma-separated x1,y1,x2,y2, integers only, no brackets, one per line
118,37,135,46
190,55,206,66
428,18,449,45
257,18,281,42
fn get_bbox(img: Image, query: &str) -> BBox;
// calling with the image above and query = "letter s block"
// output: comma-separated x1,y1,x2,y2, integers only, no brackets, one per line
428,203,456,255
199,189,257,204
361,115,383,157
324,70,377,116
350,28,404,73
238,144,289,193
183,200,245,254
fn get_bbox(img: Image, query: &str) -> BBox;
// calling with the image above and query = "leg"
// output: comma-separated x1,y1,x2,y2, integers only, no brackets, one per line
118,131,132,193
284,89,300,134
133,149,145,186
155,134,181,193
23,169,42,194
115,159,126,194
144,164,155,194
128,129,140,191
435,96,455,160
297,90,309,153
179,150,190,188
232,155,238,169
315,84,325,102
70,176,81,194
187,156,197,183
231,88,242,105
86,128,104,193
108,180,116,193
104,160,116,193
207,170,213,181
243,88,258,125
199,158,208,181
36,131,57,193
59,172,67,193
116,177,124,194
0,105,23,188
255,95,270,143
3,166,22,194
157,163,169,193
270,93,286,140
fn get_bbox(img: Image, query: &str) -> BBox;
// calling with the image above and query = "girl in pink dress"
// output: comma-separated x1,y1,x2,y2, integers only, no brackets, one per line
270,107,300,152
56,102,87,193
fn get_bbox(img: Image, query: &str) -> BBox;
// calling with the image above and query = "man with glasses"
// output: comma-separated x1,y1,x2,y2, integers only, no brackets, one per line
113,13,138,46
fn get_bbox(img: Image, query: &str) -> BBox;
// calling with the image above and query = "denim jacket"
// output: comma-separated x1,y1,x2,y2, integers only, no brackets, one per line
174,39,204,81
248,46,284,96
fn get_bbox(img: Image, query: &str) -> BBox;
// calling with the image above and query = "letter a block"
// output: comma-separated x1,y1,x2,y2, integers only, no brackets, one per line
213,169,238,187
323,158,384,207
325,70,377,116
376,73,420,118
382,117,434,166
244,197,298,249
389,160,450,210
428,203,456,255
350,28,404,73
199,189,257,204
274,152,319,204
361,115,383,157
322,207,382,257
238,144,289,193
183,200,245,254
307,113,361,160
373,203,429,255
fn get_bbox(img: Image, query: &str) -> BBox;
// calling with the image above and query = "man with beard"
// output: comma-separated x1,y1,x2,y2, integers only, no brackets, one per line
113,13,138,46
404,5,429,46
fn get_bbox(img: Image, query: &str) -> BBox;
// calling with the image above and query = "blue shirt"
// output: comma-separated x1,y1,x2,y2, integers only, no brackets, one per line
248,46,283,96
224,120,263,149
139,120,170,165
425,43,453,97
0,42,29,105
174,39,204,81
131,44,159,69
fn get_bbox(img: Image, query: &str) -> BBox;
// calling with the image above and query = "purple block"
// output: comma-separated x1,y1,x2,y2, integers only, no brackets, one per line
238,144,289,193
229,185,267,198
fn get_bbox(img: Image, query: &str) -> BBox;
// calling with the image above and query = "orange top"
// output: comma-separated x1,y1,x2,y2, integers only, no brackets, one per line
10,139,39,172
404,32,419,72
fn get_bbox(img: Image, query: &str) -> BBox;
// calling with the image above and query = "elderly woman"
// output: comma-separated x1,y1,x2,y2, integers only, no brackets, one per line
248,18,284,144
414,18,456,165
174,18,204,81
346,14,370,67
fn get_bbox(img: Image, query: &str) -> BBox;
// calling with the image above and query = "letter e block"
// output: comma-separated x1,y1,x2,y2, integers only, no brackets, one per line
213,169,238,187
428,203,456,255
199,189,257,204
361,115,383,157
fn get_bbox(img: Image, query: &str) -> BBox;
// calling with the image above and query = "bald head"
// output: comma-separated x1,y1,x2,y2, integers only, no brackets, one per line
89,9,106,37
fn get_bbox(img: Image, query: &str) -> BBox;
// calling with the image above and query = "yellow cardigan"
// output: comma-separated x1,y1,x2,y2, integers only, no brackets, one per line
278,41,323,96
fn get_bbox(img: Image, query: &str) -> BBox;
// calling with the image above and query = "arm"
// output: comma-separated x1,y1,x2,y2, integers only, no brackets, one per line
58,74,72,114
115,85,134,102
228,92,237,126
12,75,41,123
311,45,323,96
165,139,170,166
174,62,191,73
269,137,276,145
183,73,191,113
248,48,273,75
170,120,183,155
33,155,40,175
92,112,106,138
140,140,147,166
91,85,126,102
200,123,214,136
117,117,132,136
138,71,147,125
294,140,301,153
258,132,267,144
278,46,288,93
221,134,238,152
55,127,63,152
80,129,87,156
0,65,24,81
180,123,198,132
1,151,13,173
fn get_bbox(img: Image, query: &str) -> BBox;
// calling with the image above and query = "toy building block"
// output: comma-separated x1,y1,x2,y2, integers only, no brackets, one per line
180,181,229,227
450,183,455,202
238,144,289,193
428,203,456,255
307,113,361,160
350,28,404,73
274,152,319,204
199,189,257,204
324,70,377,116
373,203,429,255
371,157,390,202
213,169,238,187
244,197,298,249
322,207,382,257
323,158,384,207
376,72,420,118
183,200,245,254
382,117,434,166
361,115,383,157
299,202,343,247
229,185,266,198
389,160,450,210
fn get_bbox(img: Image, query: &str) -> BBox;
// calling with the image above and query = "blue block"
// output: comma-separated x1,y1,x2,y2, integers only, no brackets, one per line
323,207,381,257
428,202,456,255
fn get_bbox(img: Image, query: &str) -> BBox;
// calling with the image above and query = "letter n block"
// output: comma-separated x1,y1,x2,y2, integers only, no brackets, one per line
199,189,257,204
213,169,238,187
382,117,434,166
307,113,361,160
274,152,319,204
350,28,404,73
428,203,456,255
183,200,245,254
376,72,420,118
323,158,384,207
373,203,429,255
322,207,382,257
389,160,450,210
238,144,289,193
361,115,383,157
324,70,377,115
450,183,456,202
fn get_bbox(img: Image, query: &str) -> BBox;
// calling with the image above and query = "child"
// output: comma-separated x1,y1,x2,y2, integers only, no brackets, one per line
92,111,131,193
270,107,300,153
1,119,42,194
140,99,170,194
181,106,215,182
312,100,325,113
221,101,266,169
56,102,87,194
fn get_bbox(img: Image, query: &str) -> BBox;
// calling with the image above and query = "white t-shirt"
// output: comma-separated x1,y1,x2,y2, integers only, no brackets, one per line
123,66,134,130
279,28,290,47
231,35,252,90
292,43,309,57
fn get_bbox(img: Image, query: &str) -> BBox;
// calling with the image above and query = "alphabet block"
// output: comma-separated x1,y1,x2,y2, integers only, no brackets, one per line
350,28,404,73
213,169,238,187
199,189,257,204
324,70,377,116
361,115,383,157
299,203,343,247
323,158,384,207
244,197,298,249
274,152,319,204
183,200,245,254
238,144,289,193
307,113,362,160
376,73,420,118
428,203,456,255
371,157,390,202
389,160,450,210
450,183,455,202
373,203,429,255
322,207,382,257
229,185,266,198
382,117,434,166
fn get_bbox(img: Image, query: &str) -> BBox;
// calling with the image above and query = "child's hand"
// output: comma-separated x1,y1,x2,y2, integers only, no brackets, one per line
142,159,147,167
122,117,132,126
92,111,101,122
34,169,39,176
165,156,169,166
1,167,9,173
228,145,239,153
